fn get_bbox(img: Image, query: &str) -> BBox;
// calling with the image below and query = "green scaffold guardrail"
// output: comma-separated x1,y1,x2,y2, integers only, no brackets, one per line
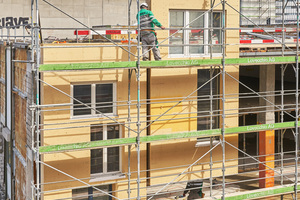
39,56,296,71
39,120,298,154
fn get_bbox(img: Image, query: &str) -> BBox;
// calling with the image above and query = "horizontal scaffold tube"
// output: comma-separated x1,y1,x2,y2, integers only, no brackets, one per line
39,56,296,71
39,120,298,154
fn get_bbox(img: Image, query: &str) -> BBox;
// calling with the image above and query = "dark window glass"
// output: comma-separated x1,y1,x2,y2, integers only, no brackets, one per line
107,125,119,172
72,187,89,200
91,126,103,174
92,185,110,200
107,147,120,172
96,84,113,114
72,185,110,200
107,125,119,140
197,69,219,130
90,125,120,174
74,85,91,116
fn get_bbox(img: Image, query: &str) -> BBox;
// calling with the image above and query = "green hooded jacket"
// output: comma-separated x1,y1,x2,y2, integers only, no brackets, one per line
136,9,162,30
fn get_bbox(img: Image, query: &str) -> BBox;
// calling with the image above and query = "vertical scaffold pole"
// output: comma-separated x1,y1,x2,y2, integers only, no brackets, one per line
128,0,132,61
281,2,286,198
136,0,141,199
34,0,41,199
209,0,214,196
30,0,35,198
127,0,133,199
127,69,132,199
209,66,213,197
243,115,246,171
280,64,284,188
295,0,299,197
221,0,226,199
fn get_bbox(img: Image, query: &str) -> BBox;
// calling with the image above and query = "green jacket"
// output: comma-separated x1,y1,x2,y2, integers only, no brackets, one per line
136,9,162,30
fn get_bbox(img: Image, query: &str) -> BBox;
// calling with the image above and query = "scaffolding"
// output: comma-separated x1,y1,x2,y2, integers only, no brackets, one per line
240,0,276,25
2,0,300,199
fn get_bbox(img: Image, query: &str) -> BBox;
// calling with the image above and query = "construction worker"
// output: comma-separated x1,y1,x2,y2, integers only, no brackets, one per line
137,2,165,61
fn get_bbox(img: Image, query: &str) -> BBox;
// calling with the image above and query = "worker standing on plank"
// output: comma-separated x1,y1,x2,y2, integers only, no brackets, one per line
137,2,165,61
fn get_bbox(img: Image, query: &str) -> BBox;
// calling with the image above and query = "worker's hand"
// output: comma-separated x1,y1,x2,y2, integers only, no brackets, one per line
161,26,166,30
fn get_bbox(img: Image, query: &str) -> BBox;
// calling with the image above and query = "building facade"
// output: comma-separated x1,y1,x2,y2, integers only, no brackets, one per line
1,0,300,200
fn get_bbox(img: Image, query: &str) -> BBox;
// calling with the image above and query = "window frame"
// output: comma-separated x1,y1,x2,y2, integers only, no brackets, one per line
169,10,223,58
71,82,117,118
90,124,122,177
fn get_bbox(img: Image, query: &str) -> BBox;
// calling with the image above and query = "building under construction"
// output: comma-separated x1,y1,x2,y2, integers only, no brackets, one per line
1,0,300,199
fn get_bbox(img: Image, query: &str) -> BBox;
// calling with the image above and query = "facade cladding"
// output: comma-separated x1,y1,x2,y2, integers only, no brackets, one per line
0,0,145,39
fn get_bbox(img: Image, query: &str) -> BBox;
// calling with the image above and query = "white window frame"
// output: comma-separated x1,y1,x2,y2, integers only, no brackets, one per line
71,82,117,119
169,10,223,58
90,124,122,177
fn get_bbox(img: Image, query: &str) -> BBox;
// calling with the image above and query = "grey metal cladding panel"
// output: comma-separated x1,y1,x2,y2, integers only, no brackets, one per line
2,127,10,142
6,164,11,199
0,114,4,125
26,51,32,147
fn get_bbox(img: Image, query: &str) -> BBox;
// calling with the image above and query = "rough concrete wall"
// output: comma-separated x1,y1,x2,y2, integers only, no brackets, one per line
0,0,145,39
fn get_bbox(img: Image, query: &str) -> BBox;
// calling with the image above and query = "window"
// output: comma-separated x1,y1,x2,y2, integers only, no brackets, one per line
72,83,116,117
91,124,120,175
72,184,112,200
169,10,222,57
197,69,219,130
196,69,220,147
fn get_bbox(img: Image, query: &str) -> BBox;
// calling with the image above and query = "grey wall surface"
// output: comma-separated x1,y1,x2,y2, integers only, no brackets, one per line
1,0,145,39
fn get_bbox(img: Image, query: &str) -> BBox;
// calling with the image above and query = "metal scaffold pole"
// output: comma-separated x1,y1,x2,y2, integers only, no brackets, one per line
281,2,286,199
127,69,132,199
127,0,133,199
221,0,226,199
209,0,214,196
30,0,36,198
280,63,285,187
209,66,214,197
136,0,141,199
34,0,41,199
295,0,300,198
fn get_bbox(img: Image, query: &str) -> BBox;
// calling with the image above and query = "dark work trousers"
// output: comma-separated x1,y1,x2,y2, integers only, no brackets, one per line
141,31,161,61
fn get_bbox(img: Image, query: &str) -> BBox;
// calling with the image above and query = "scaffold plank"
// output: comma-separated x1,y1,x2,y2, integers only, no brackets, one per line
39,120,298,154
39,56,296,71
212,184,300,200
